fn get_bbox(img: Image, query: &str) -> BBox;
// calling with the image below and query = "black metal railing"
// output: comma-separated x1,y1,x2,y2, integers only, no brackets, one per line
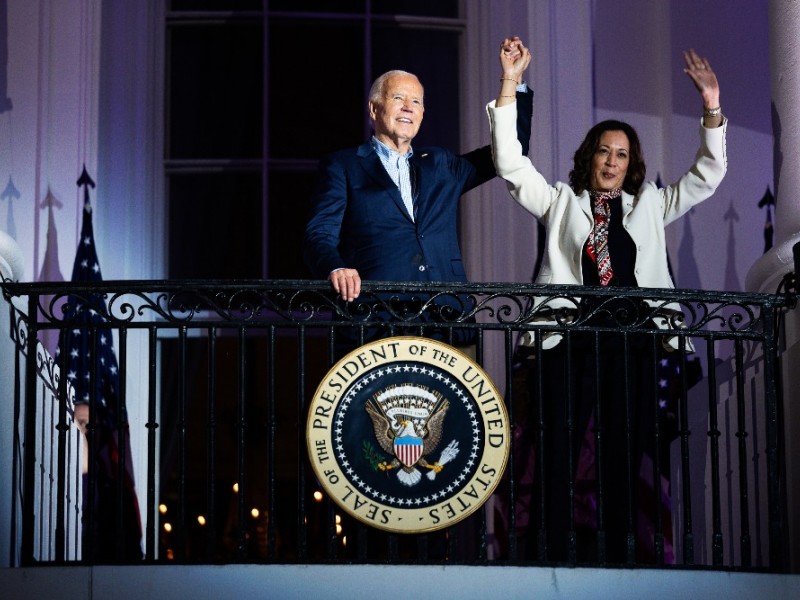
1,278,796,570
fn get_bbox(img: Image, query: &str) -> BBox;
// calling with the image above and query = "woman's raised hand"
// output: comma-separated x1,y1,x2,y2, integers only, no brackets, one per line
683,48,720,109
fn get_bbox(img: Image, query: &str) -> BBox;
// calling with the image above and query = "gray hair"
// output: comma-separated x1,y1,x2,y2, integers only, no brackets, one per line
368,70,423,105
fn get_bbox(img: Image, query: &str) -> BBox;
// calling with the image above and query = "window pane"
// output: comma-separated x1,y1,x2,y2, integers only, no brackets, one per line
267,19,364,158
267,169,317,279
372,26,460,150
169,0,262,10
372,0,458,18
168,172,263,279
268,0,365,12
167,23,263,159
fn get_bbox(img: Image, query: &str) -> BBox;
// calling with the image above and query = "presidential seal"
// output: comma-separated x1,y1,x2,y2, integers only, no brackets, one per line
306,336,509,534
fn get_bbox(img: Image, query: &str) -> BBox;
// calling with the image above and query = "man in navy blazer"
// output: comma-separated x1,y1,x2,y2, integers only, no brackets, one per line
304,41,533,305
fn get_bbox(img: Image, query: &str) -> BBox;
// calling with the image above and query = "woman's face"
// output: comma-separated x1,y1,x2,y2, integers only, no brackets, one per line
590,130,630,192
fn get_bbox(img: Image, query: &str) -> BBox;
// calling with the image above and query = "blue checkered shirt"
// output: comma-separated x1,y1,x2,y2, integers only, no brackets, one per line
371,136,415,221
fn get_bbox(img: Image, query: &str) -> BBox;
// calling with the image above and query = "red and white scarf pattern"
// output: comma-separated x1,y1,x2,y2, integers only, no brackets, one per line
586,187,621,286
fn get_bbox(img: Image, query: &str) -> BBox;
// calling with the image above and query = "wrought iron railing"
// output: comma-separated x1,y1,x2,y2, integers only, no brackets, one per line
1,278,796,570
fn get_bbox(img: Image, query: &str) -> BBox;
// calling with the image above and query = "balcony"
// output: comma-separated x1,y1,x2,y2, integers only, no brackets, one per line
1,279,798,598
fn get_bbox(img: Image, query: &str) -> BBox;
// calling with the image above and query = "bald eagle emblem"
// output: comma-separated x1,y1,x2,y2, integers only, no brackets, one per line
365,384,460,487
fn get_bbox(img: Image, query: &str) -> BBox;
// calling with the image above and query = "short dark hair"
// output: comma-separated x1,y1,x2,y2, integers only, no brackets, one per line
568,120,646,195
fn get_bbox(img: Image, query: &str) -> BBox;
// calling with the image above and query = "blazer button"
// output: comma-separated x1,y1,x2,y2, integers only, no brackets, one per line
419,265,426,272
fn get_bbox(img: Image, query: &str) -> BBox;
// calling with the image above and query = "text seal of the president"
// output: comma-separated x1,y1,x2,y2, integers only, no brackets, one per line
306,336,509,533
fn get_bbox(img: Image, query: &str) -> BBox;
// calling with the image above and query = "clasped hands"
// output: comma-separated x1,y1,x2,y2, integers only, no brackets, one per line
500,36,531,83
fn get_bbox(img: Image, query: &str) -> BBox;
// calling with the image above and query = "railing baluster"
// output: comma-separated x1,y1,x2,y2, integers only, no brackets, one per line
145,326,158,561
501,329,515,563
10,307,22,567
266,325,278,561
82,327,97,563
734,338,752,567
54,326,70,563
117,326,129,561
650,333,665,566
706,337,723,566
176,325,188,561
236,326,247,560
21,293,39,565
533,329,545,562
206,326,217,561
677,329,694,566
43,377,54,560
296,324,309,560
762,304,786,571
623,332,635,565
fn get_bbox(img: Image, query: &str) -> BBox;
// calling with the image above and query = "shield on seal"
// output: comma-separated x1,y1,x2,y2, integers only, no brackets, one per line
394,435,423,468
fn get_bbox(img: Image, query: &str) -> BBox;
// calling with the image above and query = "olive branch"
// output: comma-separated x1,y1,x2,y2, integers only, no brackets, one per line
362,440,386,471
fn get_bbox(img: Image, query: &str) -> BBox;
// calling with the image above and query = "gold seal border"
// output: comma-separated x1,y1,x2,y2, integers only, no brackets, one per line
306,336,509,534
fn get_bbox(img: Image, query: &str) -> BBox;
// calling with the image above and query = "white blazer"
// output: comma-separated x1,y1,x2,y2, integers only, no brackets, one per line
486,100,728,349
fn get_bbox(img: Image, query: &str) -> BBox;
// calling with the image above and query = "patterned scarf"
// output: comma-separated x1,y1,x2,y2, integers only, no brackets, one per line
586,187,622,286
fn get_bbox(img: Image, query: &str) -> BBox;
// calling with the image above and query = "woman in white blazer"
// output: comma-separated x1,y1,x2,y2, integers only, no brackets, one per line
488,41,726,563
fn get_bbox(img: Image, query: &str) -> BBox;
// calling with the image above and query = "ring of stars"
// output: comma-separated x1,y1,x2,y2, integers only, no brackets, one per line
333,362,482,509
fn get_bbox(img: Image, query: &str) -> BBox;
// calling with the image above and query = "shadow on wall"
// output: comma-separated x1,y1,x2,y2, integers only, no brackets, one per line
723,200,742,292
676,209,701,290
0,0,14,113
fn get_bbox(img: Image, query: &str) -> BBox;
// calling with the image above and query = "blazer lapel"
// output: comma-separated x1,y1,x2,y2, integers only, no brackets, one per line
620,191,635,222
409,152,432,222
578,191,593,221
357,142,414,223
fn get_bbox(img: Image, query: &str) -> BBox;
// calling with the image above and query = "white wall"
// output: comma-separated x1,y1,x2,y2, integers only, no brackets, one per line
0,0,164,284
1,1,100,283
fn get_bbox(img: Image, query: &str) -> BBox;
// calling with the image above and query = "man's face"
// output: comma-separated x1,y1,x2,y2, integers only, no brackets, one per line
73,403,89,435
369,74,424,151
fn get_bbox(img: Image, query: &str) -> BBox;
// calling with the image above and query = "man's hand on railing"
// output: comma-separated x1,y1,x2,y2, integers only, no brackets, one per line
329,268,362,302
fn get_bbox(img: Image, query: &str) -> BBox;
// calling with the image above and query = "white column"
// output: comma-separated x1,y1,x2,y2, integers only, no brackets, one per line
747,0,800,572
745,0,800,293
0,229,23,281
0,230,23,567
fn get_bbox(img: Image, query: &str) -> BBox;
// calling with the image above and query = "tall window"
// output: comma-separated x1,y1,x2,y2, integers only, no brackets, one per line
165,0,462,280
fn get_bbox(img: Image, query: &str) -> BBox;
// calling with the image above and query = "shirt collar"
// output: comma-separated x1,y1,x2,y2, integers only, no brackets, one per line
370,136,414,160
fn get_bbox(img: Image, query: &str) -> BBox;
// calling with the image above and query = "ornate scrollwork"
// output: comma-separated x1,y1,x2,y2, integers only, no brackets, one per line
0,280,789,337
669,300,758,333
10,307,28,352
35,341,61,397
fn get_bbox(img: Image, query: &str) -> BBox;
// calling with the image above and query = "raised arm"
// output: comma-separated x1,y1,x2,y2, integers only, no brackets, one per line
496,36,531,108
683,48,722,128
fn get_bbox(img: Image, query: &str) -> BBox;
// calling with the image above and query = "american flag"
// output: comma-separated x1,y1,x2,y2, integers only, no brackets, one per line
656,353,702,452
57,167,142,561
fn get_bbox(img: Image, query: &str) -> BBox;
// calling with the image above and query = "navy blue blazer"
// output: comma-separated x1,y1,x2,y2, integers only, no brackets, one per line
304,88,533,284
